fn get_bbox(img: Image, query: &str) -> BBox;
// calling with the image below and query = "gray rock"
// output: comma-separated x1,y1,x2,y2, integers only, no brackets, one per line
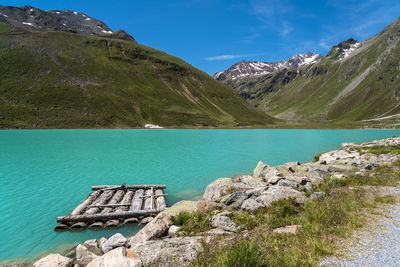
98,237,107,251
218,190,252,209
253,161,270,178
130,236,202,267
304,181,312,191
33,254,73,267
203,178,235,201
255,186,306,207
168,225,181,236
240,198,264,211
273,225,302,234
101,233,128,254
210,215,239,232
347,159,361,166
76,244,99,266
277,179,298,189
128,213,172,246
310,191,325,200
140,217,154,224
87,247,142,267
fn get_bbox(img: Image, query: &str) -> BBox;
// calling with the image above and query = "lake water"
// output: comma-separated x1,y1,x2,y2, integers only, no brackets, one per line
1,129,400,261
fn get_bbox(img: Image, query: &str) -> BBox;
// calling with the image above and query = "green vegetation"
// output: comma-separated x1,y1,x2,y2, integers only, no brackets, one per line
172,211,211,234
313,152,324,162
192,162,400,267
358,145,400,155
0,26,275,128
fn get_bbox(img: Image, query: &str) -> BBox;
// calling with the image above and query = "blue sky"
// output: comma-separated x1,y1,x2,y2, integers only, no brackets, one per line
3,0,400,75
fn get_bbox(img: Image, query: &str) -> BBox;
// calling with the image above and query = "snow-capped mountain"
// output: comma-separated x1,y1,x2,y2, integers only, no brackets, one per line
0,5,128,37
214,52,323,81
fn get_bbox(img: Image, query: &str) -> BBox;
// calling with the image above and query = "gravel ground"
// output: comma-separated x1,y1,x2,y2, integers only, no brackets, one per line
320,204,400,266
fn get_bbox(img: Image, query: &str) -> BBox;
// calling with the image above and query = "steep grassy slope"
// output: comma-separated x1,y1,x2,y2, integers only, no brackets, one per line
0,23,274,128
224,18,400,125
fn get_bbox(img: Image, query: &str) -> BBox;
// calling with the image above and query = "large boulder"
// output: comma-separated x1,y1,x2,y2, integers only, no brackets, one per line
255,186,306,207
76,244,100,266
130,236,202,267
87,247,142,267
33,254,73,267
101,233,128,253
163,200,198,217
128,213,172,246
203,178,236,201
210,214,239,232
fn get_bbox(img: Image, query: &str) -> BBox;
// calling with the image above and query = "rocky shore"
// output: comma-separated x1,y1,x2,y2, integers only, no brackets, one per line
18,137,400,266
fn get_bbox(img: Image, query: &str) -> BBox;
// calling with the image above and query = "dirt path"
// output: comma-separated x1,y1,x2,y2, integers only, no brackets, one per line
320,203,400,266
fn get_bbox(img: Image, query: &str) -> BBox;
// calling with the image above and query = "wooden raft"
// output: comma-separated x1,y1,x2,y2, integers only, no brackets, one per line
55,184,167,231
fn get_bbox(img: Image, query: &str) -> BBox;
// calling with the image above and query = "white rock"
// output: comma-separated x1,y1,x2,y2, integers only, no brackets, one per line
101,233,127,253
33,254,73,267
87,247,142,267
76,244,99,266
168,225,181,235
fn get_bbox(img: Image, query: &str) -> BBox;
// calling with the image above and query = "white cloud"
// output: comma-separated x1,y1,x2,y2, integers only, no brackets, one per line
204,54,251,61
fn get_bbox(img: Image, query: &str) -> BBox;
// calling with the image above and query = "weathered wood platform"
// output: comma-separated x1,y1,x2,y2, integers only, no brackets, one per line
55,184,167,231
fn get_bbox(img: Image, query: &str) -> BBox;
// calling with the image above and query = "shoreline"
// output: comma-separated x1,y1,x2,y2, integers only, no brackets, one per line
3,136,400,266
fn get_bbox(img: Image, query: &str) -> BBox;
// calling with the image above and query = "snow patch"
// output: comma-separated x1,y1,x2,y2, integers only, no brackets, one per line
0,12,8,18
73,11,78,15
29,8,34,12
340,42,361,60
56,11,60,14
22,22,33,26
102,30,113,34
85,18,91,21
144,124,163,129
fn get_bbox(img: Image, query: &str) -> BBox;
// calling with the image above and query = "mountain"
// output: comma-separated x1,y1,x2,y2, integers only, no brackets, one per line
0,5,275,128
214,52,322,80
215,17,400,127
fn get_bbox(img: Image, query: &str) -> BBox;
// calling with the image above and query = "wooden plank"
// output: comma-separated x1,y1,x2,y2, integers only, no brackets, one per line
108,190,135,228
155,189,167,210
88,190,124,229
115,191,134,213
85,190,114,214
92,185,166,191
70,190,102,215
143,189,153,210
129,189,145,210
57,208,165,223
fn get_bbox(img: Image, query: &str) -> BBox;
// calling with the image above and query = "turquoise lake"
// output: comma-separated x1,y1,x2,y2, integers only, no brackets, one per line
1,129,400,261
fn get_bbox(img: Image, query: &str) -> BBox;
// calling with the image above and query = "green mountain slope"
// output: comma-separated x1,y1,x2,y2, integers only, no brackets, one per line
0,21,275,128
222,18,400,126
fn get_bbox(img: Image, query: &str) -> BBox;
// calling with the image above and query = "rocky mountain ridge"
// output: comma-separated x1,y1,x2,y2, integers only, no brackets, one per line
214,52,322,81
216,17,400,125
0,5,135,41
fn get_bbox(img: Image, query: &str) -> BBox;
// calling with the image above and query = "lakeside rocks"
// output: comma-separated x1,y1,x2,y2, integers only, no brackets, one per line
129,236,202,266
86,247,142,267
29,136,400,267
33,254,73,267
101,233,128,253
